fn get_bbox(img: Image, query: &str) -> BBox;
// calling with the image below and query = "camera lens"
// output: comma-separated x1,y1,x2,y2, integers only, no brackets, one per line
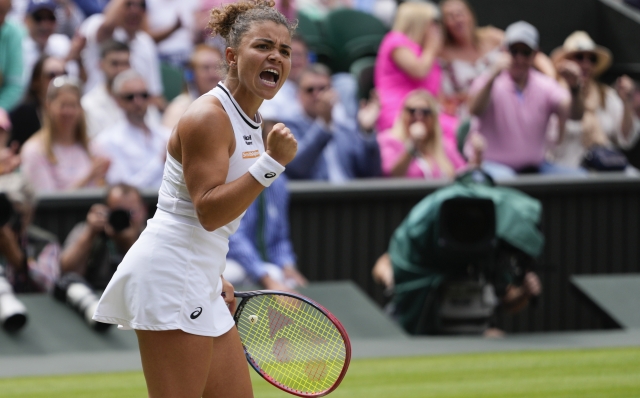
0,276,28,333
108,209,131,233
54,273,111,332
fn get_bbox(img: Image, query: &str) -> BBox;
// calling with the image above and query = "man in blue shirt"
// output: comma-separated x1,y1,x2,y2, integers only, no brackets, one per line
225,175,307,291
280,64,382,182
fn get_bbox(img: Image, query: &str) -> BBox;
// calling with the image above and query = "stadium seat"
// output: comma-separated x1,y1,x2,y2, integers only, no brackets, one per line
320,8,388,73
160,62,184,103
295,11,335,67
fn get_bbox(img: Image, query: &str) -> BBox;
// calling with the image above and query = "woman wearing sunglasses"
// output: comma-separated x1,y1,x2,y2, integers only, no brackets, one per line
20,76,110,192
377,89,466,179
548,31,639,170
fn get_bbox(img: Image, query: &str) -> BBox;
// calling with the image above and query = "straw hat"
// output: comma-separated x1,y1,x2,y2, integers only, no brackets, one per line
551,31,612,76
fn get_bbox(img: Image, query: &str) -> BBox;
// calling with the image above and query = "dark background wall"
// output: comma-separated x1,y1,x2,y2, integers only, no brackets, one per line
34,175,640,333
463,0,640,82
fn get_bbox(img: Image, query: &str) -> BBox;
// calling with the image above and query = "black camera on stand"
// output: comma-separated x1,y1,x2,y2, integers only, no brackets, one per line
54,273,111,332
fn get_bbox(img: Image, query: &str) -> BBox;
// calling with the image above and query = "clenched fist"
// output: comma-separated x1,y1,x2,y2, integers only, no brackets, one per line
266,123,297,166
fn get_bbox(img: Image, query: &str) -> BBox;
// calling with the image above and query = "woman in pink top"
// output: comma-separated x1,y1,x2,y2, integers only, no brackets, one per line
21,77,110,192
374,1,442,133
378,90,465,180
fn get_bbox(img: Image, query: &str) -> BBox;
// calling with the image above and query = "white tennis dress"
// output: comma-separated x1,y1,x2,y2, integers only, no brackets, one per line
93,83,264,337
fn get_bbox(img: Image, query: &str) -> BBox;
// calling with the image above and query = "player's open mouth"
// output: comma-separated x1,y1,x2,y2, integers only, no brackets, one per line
259,69,279,87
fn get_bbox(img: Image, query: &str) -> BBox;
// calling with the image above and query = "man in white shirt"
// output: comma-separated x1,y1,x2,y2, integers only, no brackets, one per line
21,0,81,84
79,0,163,107
81,39,161,138
95,69,169,190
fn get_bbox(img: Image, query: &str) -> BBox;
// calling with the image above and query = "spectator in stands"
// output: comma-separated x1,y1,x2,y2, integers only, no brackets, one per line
21,76,110,192
162,44,223,130
547,31,640,169
82,40,162,138
377,89,466,179
467,21,586,179
79,0,164,109
226,175,307,291
60,183,147,291
374,1,442,133
0,0,24,126
144,0,198,68
281,64,382,182
95,69,169,190
21,0,85,86
0,172,60,293
9,56,66,148
438,0,555,120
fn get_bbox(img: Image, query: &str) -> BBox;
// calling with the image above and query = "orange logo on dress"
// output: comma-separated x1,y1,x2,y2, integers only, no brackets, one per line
242,150,260,159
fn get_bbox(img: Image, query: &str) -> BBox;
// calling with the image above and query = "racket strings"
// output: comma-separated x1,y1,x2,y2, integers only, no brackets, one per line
237,295,347,395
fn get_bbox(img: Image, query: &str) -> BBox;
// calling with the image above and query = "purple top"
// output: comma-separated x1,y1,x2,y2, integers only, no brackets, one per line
374,31,442,132
469,69,569,169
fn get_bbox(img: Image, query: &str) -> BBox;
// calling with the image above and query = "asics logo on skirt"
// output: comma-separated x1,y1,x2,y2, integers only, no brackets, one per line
190,307,203,319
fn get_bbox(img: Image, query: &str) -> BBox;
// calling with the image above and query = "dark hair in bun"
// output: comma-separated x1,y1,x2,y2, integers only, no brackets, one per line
208,0,296,51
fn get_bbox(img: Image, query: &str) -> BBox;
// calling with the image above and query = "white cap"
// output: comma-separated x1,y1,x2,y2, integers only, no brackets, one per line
504,21,539,50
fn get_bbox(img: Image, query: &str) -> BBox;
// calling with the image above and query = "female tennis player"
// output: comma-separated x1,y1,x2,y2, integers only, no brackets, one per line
92,1,297,396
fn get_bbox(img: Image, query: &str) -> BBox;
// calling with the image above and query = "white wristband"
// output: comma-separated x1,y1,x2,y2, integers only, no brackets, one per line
248,152,285,187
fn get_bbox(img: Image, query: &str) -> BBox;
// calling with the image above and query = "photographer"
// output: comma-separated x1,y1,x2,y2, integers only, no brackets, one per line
59,183,147,290
0,172,60,332
0,172,60,293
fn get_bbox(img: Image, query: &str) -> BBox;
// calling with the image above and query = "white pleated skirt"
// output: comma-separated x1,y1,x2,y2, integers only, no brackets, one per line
93,209,235,337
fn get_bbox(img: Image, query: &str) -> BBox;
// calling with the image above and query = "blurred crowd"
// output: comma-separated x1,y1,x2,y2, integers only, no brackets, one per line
0,0,640,333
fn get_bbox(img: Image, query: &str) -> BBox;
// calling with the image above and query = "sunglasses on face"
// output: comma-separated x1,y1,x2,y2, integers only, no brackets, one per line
109,60,130,68
302,85,328,94
572,52,598,64
120,92,149,101
32,13,56,23
44,71,67,79
125,1,146,10
405,107,433,117
509,46,533,58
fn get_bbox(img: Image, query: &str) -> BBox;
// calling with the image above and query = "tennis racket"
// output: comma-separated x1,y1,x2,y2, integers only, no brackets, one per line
229,290,351,397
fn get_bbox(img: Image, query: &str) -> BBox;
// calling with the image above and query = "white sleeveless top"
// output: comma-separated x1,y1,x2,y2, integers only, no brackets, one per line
156,83,264,238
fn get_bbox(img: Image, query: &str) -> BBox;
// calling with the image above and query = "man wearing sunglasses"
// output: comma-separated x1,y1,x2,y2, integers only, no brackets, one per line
94,69,169,190
79,0,163,109
82,39,162,138
279,64,382,182
467,21,585,179
21,0,82,86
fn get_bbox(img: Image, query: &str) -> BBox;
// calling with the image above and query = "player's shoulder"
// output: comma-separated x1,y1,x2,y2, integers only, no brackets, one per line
177,95,233,140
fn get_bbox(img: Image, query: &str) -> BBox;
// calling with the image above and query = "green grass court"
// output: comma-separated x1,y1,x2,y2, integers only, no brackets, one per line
1,347,639,398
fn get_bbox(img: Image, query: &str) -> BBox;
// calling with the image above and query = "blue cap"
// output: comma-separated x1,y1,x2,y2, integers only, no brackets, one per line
27,0,58,15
